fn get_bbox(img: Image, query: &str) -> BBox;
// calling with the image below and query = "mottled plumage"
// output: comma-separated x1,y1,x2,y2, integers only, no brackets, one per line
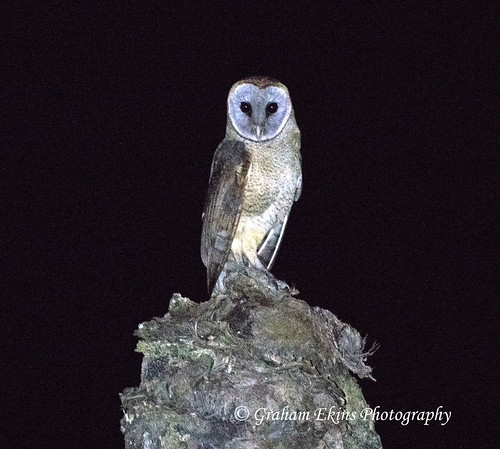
201,77,302,293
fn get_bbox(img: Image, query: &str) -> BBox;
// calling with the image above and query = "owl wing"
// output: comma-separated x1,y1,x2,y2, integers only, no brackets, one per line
201,139,251,293
257,170,302,270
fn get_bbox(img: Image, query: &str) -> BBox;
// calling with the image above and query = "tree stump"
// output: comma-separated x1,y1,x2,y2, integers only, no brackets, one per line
120,273,382,448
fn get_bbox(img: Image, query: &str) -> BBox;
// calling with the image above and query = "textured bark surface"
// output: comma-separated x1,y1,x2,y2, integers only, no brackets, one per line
120,272,382,448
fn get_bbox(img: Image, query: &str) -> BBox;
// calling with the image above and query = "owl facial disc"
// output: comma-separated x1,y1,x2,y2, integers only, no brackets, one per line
227,82,292,142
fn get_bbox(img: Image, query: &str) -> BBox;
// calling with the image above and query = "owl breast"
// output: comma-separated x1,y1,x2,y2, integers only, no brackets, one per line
241,135,300,222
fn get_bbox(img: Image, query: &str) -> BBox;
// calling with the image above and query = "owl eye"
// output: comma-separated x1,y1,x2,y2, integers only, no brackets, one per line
240,102,252,115
266,102,278,115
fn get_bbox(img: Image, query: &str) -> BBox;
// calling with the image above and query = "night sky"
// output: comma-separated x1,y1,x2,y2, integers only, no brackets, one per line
3,3,497,448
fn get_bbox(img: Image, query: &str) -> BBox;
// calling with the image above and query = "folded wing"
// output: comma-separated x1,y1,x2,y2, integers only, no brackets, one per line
201,140,251,293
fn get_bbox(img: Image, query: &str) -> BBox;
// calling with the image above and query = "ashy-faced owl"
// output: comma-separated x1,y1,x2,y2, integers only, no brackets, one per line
201,76,302,293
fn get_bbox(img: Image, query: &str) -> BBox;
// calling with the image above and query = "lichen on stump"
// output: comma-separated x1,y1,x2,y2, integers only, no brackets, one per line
120,273,382,448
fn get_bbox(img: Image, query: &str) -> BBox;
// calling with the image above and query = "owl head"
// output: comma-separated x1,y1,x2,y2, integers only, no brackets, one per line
227,76,293,142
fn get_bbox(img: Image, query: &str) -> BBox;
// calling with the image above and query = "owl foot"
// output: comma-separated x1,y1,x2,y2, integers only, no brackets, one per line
244,265,290,292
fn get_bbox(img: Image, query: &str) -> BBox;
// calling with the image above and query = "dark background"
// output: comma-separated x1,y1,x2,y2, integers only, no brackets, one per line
3,2,497,448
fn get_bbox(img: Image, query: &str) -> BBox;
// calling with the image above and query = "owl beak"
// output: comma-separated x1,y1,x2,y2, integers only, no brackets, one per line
255,125,262,141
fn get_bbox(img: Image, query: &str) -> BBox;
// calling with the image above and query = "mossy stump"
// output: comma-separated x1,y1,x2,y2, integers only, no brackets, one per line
120,273,382,448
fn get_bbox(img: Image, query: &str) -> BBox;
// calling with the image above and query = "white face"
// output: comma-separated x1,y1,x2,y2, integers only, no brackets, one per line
227,82,292,142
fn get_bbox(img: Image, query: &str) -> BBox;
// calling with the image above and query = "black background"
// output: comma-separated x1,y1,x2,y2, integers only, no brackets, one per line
3,2,497,448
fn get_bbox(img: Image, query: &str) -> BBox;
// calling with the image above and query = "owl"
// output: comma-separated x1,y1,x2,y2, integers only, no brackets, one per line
201,76,302,294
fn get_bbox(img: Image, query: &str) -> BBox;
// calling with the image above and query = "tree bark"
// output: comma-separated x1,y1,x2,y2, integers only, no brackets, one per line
120,272,382,448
